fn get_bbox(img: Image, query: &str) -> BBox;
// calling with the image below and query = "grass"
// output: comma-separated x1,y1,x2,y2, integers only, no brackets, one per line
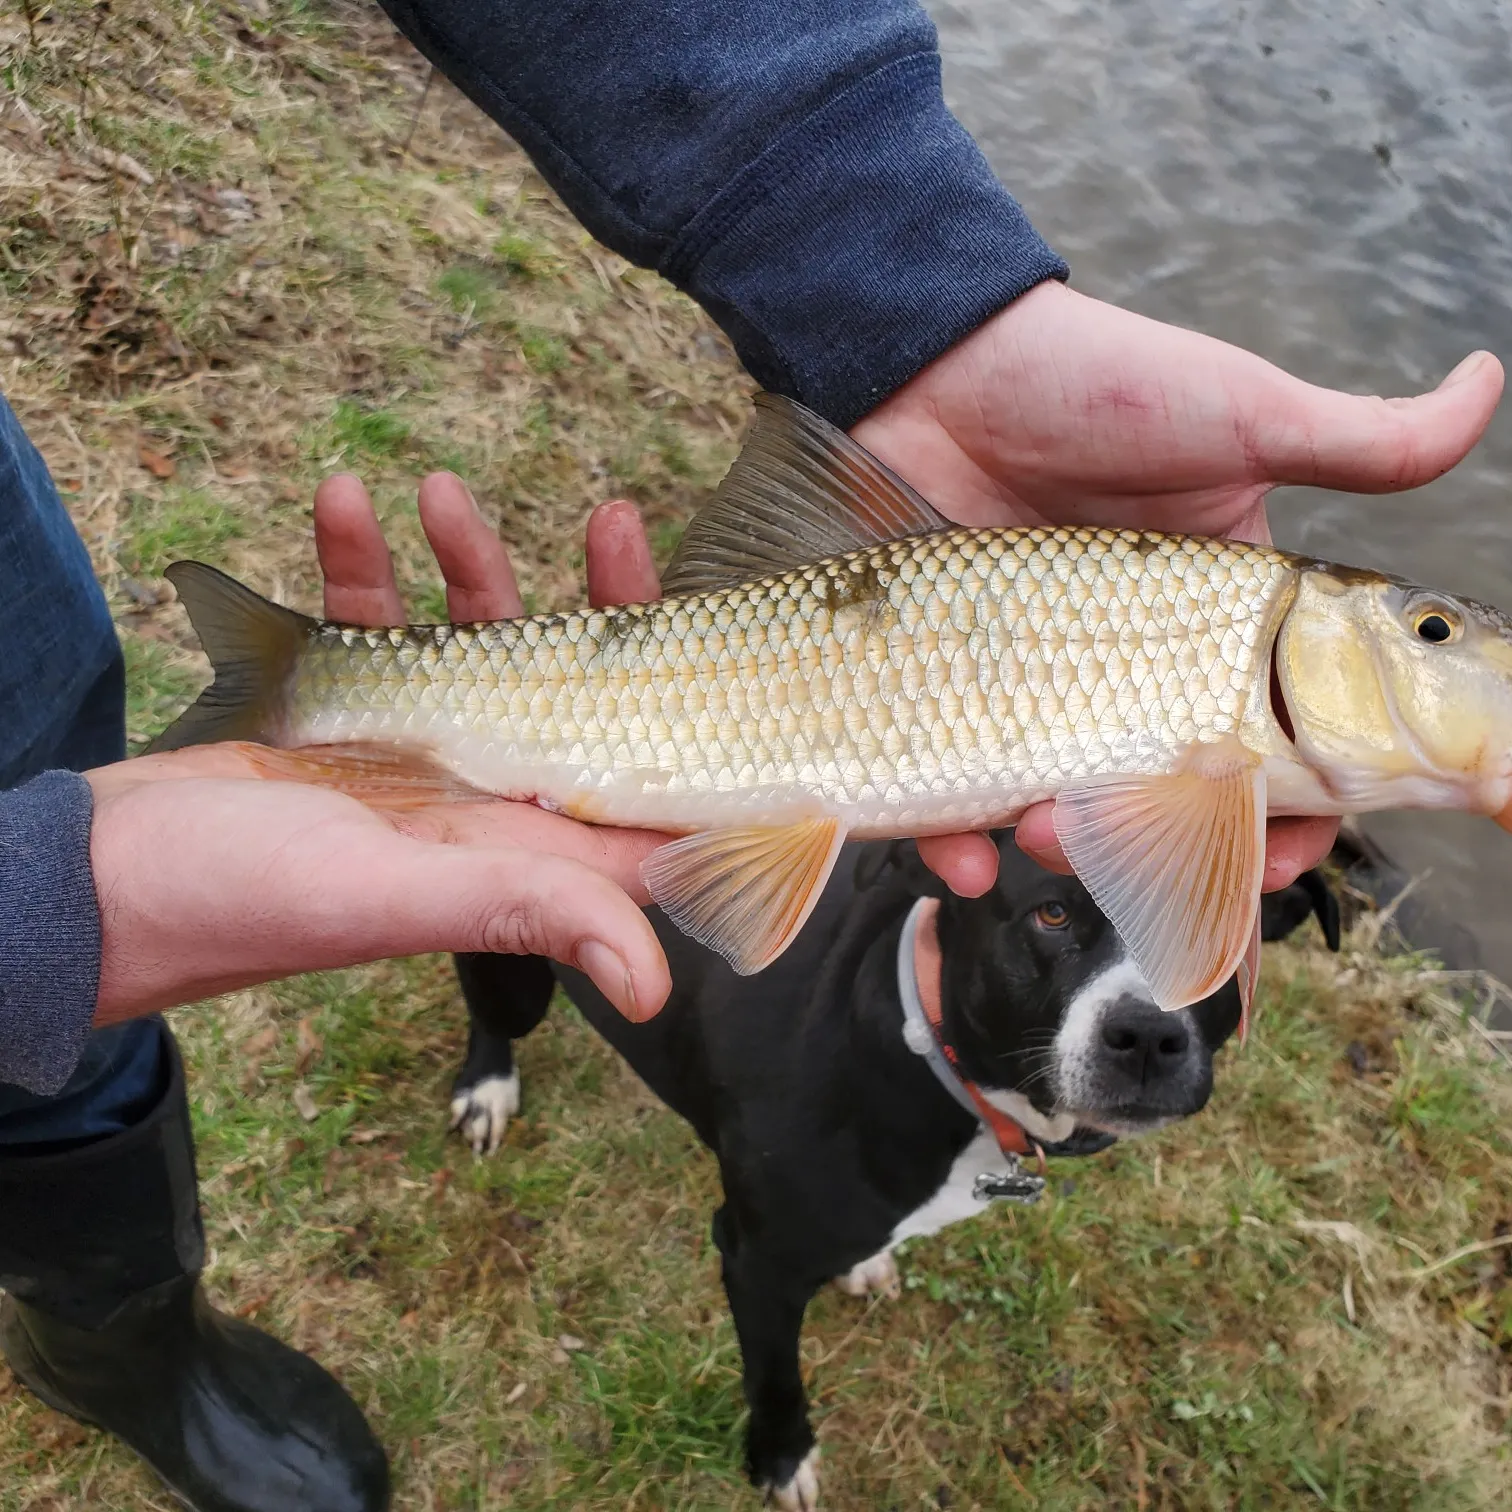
2,2,1512,1509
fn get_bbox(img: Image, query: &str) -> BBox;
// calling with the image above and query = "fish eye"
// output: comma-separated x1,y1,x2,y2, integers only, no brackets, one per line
1412,608,1460,645
1034,901,1070,930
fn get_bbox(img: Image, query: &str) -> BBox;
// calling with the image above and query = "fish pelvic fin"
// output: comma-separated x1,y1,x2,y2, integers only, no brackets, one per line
1051,735,1267,1012
643,815,848,975
147,561,313,752
661,394,947,595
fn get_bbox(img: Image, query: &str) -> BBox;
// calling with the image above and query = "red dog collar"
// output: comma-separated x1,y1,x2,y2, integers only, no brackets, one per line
900,897,1045,1171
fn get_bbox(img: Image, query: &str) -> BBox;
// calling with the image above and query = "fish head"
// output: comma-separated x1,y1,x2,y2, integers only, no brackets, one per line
1278,565,1512,824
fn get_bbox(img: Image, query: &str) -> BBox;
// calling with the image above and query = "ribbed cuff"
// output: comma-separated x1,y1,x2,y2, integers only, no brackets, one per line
0,771,101,1095
661,51,1069,428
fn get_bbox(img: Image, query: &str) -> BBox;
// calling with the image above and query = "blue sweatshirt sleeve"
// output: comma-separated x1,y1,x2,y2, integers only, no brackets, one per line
375,0,1068,427
0,771,101,1096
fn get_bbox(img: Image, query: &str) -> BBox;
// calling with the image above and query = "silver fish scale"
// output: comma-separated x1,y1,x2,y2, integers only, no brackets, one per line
289,527,1297,827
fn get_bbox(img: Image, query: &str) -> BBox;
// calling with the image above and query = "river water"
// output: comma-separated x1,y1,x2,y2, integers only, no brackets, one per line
930,0,1512,979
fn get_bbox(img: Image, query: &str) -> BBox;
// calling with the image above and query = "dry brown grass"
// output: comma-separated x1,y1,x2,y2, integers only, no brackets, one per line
2,0,745,699
3,4,1512,1509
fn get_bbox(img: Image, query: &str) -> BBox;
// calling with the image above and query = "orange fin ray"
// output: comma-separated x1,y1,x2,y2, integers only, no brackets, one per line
1052,735,1267,1012
1237,908,1263,1046
225,740,495,811
643,816,847,976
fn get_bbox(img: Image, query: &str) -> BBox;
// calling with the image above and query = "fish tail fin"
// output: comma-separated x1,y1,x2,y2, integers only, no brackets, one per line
148,561,314,753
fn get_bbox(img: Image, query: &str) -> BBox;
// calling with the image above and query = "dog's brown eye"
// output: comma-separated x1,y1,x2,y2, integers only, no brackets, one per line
1034,902,1069,930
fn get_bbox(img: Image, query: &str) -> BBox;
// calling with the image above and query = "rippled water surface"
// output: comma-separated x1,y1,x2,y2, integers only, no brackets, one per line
931,0,1512,977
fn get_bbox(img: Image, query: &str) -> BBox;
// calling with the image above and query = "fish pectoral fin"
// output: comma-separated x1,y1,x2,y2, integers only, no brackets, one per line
642,816,848,975
225,740,494,810
1236,908,1263,1046
661,394,947,595
1051,736,1267,1012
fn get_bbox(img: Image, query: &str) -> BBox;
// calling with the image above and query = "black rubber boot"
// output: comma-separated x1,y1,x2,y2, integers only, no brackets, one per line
0,1036,390,1512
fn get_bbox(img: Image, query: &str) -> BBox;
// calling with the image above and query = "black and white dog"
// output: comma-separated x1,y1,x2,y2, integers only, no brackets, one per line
449,838,1337,1508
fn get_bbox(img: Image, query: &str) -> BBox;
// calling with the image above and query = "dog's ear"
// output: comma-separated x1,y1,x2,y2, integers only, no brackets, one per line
1259,867,1342,951
1299,868,1342,952
852,839,946,897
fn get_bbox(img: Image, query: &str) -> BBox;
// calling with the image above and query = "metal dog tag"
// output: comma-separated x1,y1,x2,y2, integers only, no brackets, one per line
973,1158,1046,1206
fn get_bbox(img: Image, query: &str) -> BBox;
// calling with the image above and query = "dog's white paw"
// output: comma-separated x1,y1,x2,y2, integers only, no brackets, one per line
833,1250,899,1301
447,1070,520,1156
766,1449,820,1510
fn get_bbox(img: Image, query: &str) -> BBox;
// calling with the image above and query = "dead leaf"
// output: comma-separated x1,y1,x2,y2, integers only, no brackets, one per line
295,1016,324,1075
292,1084,319,1122
137,442,176,478
240,1025,279,1089
1293,1218,1375,1259
89,146,155,185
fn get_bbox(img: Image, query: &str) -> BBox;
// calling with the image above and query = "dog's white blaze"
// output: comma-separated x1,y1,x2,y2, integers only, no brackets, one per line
1051,955,1155,1111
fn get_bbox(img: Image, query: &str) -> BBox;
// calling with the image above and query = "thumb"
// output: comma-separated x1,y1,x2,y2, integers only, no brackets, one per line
1263,349,1503,493
391,844,671,1021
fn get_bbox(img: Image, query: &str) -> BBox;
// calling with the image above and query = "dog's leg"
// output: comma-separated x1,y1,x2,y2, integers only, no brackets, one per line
833,1249,899,1301
714,1206,822,1510
448,953,555,1156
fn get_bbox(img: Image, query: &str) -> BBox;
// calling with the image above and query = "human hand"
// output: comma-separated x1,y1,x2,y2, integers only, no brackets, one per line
849,281,1505,893
92,473,675,1028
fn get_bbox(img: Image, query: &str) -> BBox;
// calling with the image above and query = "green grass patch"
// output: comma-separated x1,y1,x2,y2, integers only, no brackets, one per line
119,485,245,577
437,262,501,316
324,400,414,464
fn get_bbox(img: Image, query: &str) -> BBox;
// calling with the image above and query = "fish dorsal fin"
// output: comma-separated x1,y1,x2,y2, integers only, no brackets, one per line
1051,735,1267,1012
662,393,948,595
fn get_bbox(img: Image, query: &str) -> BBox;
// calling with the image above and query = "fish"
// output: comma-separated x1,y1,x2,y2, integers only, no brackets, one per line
150,394,1512,1012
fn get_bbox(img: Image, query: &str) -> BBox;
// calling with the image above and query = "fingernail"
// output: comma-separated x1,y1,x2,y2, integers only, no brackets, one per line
578,939,640,1018
1439,351,1490,390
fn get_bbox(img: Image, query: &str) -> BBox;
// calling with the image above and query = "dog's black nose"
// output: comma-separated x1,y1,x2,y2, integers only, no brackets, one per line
1099,1005,1190,1081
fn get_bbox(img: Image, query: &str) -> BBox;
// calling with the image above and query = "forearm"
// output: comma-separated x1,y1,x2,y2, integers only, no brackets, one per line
0,771,102,1095
374,0,1068,426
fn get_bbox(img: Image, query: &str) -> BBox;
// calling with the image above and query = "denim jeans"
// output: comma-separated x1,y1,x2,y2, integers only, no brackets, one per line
0,392,170,1152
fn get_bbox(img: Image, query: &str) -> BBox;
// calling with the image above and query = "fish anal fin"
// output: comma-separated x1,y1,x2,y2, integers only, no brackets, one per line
662,394,947,595
1051,736,1266,1012
642,815,847,975
226,741,493,810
